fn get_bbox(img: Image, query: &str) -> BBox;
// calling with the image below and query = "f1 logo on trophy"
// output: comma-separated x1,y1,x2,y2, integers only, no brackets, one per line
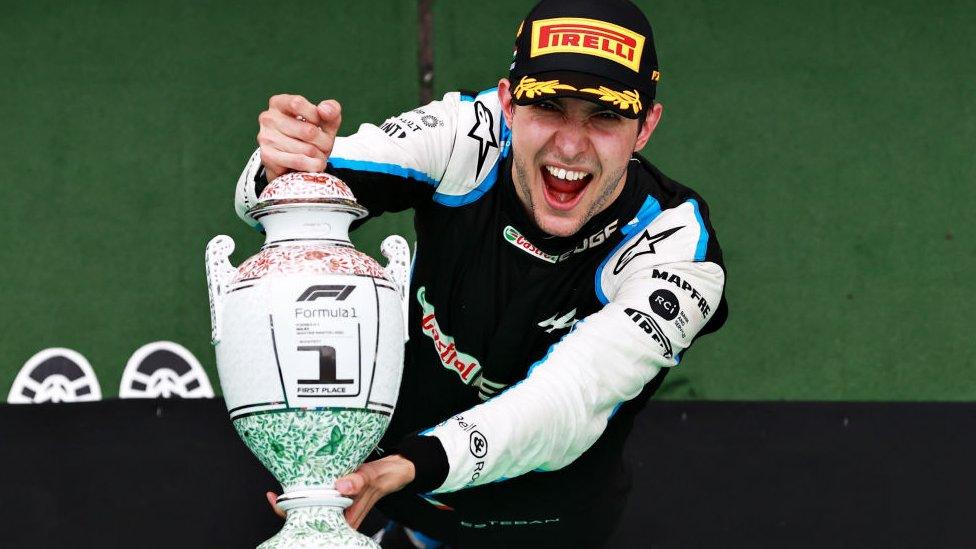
206,172,410,548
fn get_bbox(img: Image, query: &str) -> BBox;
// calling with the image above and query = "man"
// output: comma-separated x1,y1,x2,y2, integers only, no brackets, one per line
236,0,727,546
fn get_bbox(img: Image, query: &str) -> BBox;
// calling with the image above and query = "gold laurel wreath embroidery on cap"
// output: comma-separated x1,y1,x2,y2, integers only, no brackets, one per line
513,76,577,100
579,86,643,115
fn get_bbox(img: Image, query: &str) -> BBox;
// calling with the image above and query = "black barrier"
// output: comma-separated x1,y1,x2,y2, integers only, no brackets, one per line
0,400,971,547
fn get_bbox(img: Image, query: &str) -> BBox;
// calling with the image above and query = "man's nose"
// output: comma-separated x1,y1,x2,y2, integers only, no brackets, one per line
551,122,589,160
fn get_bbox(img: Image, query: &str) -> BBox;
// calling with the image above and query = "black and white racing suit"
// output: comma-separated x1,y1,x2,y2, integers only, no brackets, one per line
236,87,728,546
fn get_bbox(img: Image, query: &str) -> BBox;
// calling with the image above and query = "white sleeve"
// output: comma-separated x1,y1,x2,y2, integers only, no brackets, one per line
422,203,725,492
233,89,509,225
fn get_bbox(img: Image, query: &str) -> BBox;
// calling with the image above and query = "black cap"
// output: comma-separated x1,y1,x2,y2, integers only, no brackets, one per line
509,0,660,118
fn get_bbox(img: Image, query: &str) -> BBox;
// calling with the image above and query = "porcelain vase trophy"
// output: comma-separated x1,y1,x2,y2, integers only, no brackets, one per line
206,172,409,548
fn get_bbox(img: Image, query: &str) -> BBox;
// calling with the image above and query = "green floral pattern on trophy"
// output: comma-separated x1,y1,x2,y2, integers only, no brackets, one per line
234,409,389,487
257,507,378,549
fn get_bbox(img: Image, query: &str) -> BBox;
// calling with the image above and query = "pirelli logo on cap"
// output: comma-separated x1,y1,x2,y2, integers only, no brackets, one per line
530,17,645,72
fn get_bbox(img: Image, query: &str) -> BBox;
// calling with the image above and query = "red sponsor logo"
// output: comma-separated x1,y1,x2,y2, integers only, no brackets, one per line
531,17,645,72
417,287,482,383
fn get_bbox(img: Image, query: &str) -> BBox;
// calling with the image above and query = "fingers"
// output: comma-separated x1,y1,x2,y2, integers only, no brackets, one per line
266,491,286,520
258,95,343,179
259,109,335,155
344,490,379,530
260,147,327,176
269,94,322,126
317,100,342,137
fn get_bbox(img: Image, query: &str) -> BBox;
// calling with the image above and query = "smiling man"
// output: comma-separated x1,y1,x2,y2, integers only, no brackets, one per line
235,0,727,546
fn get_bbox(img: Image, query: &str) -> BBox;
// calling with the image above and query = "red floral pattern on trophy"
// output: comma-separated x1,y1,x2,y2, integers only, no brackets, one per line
232,172,387,282
234,245,386,282
259,172,357,201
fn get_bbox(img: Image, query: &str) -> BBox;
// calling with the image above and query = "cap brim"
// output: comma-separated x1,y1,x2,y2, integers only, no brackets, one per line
510,71,646,119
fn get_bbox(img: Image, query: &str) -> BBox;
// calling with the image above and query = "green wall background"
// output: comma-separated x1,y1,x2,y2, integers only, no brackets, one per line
1,0,972,400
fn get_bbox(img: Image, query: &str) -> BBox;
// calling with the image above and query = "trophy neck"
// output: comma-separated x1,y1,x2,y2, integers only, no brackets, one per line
257,206,357,246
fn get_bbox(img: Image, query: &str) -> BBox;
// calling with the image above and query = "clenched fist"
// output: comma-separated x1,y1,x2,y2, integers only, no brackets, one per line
257,94,343,181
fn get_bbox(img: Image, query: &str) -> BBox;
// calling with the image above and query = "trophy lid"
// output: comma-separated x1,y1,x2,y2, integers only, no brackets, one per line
250,172,368,218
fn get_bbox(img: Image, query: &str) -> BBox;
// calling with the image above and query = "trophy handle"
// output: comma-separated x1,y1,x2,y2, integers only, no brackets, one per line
380,235,411,342
206,235,238,345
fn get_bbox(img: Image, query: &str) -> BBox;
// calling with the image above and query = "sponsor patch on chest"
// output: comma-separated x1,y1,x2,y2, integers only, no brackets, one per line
416,287,482,383
503,220,618,263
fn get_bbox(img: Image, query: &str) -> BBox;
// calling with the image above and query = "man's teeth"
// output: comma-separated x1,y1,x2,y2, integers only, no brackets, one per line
545,165,589,182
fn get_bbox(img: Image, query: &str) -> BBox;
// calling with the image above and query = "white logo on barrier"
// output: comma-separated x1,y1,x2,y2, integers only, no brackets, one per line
7,348,102,404
119,341,214,399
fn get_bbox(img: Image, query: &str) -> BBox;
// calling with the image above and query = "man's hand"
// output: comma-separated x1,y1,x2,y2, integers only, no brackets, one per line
264,455,415,529
265,491,286,519
337,454,416,529
257,94,343,181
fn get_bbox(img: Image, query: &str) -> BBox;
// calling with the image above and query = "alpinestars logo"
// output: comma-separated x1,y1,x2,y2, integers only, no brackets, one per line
613,226,683,274
297,285,356,302
468,101,498,178
538,309,578,333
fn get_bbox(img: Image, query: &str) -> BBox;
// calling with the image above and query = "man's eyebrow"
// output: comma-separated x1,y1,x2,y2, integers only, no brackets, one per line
584,103,617,116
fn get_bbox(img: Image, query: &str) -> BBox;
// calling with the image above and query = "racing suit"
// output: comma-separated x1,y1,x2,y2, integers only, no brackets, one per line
236,88,728,547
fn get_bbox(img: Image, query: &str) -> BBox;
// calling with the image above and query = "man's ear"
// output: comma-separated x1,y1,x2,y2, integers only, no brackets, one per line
634,103,664,151
498,78,515,127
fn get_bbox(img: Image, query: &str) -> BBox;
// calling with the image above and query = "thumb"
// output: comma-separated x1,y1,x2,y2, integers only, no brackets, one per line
335,472,365,496
266,491,286,519
317,99,342,135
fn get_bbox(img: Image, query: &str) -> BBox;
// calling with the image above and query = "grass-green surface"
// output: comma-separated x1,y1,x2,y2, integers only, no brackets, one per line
1,0,972,400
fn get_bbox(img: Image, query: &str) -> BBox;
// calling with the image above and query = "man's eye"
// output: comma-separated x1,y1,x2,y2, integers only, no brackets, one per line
595,111,622,122
536,101,560,112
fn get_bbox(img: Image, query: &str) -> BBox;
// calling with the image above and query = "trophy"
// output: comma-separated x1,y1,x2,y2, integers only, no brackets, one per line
206,172,409,548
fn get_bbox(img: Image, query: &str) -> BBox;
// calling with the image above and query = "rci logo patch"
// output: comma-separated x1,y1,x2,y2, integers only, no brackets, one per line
649,289,680,321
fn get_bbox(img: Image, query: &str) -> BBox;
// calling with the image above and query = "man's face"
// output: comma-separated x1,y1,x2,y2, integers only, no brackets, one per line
498,78,662,237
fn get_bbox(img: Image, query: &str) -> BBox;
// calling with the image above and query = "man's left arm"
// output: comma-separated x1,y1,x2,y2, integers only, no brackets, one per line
398,256,725,493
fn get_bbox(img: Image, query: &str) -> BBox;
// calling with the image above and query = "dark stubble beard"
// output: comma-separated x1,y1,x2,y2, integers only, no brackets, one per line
513,153,536,217
513,153,626,236
584,165,626,222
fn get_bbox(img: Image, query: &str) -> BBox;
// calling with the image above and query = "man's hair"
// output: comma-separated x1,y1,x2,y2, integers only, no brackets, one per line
637,109,648,133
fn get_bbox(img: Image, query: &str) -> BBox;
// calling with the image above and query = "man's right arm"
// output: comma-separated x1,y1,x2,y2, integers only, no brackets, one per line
235,93,462,229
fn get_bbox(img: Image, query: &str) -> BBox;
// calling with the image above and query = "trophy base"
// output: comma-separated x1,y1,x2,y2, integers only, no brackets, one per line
259,506,379,549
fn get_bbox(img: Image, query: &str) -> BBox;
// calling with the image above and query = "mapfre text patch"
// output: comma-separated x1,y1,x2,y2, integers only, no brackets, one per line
530,17,644,72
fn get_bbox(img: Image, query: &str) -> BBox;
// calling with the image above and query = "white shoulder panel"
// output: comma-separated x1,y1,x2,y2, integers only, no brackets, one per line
234,89,510,226
329,92,461,186
433,88,510,206
597,197,714,304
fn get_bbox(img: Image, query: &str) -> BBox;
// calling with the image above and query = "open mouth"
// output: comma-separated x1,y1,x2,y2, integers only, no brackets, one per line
540,165,593,211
